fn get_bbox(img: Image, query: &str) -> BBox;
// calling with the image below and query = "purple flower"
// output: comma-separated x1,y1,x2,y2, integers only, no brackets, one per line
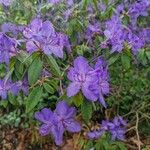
23,18,70,58
88,116,127,141
139,28,150,44
67,56,98,101
1,23,24,37
0,79,10,99
0,0,13,6
127,32,144,54
129,0,150,26
35,101,81,145
67,57,109,107
104,15,126,53
0,79,20,99
85,22,101,43
89,58,109,108
35,108,57,136
88,120,109,139
47,0,61,4
0,33,17,64
53,101,81,145
108,116,127,140
16,77,29,95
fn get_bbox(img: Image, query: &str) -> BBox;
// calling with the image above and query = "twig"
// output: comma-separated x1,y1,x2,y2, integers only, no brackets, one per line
135,112,141,150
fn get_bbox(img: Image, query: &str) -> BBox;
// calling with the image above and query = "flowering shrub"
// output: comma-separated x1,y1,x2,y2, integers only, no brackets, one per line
0,0,150,149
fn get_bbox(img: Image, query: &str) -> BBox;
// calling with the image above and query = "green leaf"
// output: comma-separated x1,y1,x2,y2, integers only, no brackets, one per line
121,53,131,69
0,100,8,108
146,51,150,61
45,55,61,77
26,86,43,113
71,92,84,107
17,50,32,67
43,82,55,94
108,54,120,66
28,57,43,85
8,93,18,106
81,100,93,123
117,142,127,150
46,79,59,90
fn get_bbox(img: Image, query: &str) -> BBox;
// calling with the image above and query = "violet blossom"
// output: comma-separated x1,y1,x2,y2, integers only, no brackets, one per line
67,56,109,107
88,58,109,108
85,22,101,43
129,0,150,26
0,79,20,100
23,18,70,58
35,100,81,145
67,56,98,101
0,0,13,6
103,15,126,53
88,116,127,141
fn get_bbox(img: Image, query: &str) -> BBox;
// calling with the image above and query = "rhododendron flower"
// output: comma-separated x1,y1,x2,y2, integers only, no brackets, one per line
53,101,81,145
104,15,126,53
89,58,109,108
67,56,98,101
67,56,109,107
88,116,127,141
0,33,17,64
35,101,81,145
23,18,70,58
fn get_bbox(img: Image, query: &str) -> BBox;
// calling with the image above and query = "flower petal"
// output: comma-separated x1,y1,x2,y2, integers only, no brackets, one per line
66,119,81,133
67,67,76,82
39,124,51,136
55,101,68,117
82,82,98,101
35,108,53,123
67,82,81,97
98,92,107,108
51,123,65,146
74,56,91,74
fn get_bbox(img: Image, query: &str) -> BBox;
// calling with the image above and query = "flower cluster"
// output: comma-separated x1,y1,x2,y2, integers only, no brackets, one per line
35,100,81,145
129,0,150,26
88,116,127,141
67,56,109,108
103,14,145,54
23,18,70,58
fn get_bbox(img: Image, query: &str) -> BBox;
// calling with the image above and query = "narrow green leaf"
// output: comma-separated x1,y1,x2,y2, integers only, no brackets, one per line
8,93,18,106
43,82,55,94
45,55,61,77
146,51,150,61
26,86,43,113
117,142,127,150
28,57,43,85
121,53,131,69
17,50,32,66
108,54,120,66
0,100,8,108
70,92,83,107
81,100,93,123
